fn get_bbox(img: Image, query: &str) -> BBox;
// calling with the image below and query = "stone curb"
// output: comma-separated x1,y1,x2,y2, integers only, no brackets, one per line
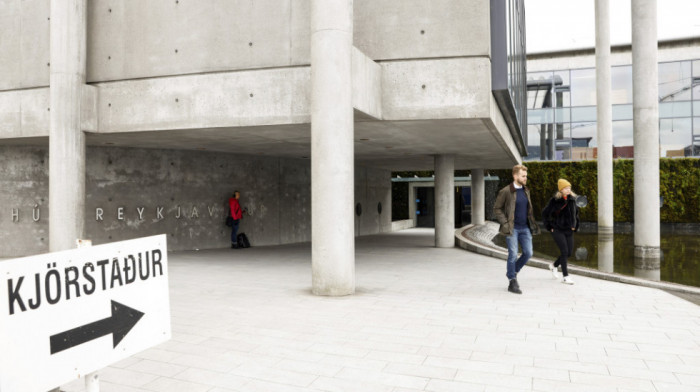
455,223,700,296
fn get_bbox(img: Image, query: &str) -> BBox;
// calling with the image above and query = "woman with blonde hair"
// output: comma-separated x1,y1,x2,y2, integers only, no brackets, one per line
541,179,580,284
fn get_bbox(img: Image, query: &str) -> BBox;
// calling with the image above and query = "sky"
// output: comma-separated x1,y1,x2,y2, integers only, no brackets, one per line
525,0,700,53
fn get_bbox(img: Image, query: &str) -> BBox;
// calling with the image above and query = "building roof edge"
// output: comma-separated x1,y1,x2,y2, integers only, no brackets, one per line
526,36,700,60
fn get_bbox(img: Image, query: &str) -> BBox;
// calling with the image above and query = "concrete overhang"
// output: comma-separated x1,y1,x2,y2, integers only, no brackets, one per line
0,52,523,171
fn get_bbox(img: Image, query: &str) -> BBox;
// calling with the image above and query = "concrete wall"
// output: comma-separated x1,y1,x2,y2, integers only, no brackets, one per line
0,0,499,152
382,58,492,121
355,166,392,237
0,146,391,257
0,147,49,256
0,0,490,90
96,69,311,133
0,0,50,90
354,0,490,61
0,88,49,138
0,55,489,140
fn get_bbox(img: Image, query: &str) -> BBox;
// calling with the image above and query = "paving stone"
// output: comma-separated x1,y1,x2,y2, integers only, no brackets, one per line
57,229,700,392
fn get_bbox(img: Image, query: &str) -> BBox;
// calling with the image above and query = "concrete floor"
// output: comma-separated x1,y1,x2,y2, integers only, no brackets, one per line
61,228,700,392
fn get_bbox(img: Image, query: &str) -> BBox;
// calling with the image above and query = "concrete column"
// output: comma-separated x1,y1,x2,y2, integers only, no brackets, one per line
631,0,660,259
597,233,614,273
49,0,87,252
409,183,417,227
595,0,614,236
434,155,455,248
310,0,354,296
470,169,485,225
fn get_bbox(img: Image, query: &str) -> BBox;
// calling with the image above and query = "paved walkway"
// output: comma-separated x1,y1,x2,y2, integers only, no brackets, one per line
62,228,700,392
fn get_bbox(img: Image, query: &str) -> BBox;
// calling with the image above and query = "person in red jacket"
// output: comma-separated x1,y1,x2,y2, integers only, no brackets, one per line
229,191,243,248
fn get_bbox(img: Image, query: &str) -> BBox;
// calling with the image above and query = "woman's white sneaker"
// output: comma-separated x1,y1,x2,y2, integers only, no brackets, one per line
549,263,560,279
563,276,575,285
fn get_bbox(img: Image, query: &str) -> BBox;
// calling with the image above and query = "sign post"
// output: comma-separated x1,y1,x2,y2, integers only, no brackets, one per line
76,238,100,392
0,234,171,392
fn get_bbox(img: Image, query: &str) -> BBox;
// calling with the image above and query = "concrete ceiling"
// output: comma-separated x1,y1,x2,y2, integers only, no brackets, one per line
1,115,519,171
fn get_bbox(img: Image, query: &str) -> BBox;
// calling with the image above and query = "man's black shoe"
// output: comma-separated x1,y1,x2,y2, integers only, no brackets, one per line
231,243,239,249
508,279,522,294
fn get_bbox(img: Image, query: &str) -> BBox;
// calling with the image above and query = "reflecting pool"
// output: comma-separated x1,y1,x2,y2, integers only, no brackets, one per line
493,232,700,288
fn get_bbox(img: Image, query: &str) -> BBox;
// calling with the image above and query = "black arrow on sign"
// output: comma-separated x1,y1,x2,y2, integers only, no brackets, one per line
50,300,145,355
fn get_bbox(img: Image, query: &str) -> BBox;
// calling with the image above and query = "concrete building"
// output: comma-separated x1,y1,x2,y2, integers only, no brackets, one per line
0,1,527,293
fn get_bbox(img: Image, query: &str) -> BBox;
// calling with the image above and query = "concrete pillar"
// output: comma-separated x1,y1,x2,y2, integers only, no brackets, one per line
597,233,614,273
310,0,354,296
409,184,417,227
631,0,660,259
596,0,614,236
49,0,87,252
470,169,485,225
434,155,455,248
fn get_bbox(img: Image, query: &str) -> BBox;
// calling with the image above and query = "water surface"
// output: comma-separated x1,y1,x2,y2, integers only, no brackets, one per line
493,232,700,288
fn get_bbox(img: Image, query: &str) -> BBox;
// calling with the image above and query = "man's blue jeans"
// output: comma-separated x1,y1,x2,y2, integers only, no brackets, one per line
506,227,533,280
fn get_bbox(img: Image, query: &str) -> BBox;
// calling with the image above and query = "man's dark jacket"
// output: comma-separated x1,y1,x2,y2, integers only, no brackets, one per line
493,183,541,236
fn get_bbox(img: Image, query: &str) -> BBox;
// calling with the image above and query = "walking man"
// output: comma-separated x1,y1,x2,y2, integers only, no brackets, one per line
493,164,541,294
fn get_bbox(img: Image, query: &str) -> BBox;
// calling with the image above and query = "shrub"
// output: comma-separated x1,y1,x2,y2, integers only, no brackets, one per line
392,158,700,223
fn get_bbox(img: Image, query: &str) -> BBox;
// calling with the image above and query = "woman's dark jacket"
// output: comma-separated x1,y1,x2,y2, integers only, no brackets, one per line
541,194,580,232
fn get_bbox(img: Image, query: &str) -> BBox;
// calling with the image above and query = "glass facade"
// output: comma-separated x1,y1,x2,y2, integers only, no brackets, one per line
506,0,527,133
491,0,527,155
526,59,700,160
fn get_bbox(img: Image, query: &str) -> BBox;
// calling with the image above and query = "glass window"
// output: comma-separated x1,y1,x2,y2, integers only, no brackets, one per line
527,90,538,109
660,118,692,157
527,71,553,83
571,106,597,122
554,107,570,123
612,104,633,121
555,123,572,160
571,122,597,146
693,118,700,156
556,140,571,161
659,101,692,119
527,108,552,124
553,122,570,140
693,60,700,100
528,90,552,109
527,71,553,109
571,68,596,106
658,61,692,103
611,65,633,104
612,120,634,158
570,122,597,160
525,124,543,161
694,101,700,117
553,70,571,107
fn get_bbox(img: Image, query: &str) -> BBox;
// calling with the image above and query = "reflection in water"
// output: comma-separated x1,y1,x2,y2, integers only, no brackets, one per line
575,247,588,261
598,234,614,273
492,232,700,288
634,256,661,281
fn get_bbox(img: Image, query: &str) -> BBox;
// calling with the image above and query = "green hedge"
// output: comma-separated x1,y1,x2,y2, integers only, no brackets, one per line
501,158,700,223
392,158,700,223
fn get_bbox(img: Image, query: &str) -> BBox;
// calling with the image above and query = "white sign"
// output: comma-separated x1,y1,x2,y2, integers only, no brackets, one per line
0,235,171,392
